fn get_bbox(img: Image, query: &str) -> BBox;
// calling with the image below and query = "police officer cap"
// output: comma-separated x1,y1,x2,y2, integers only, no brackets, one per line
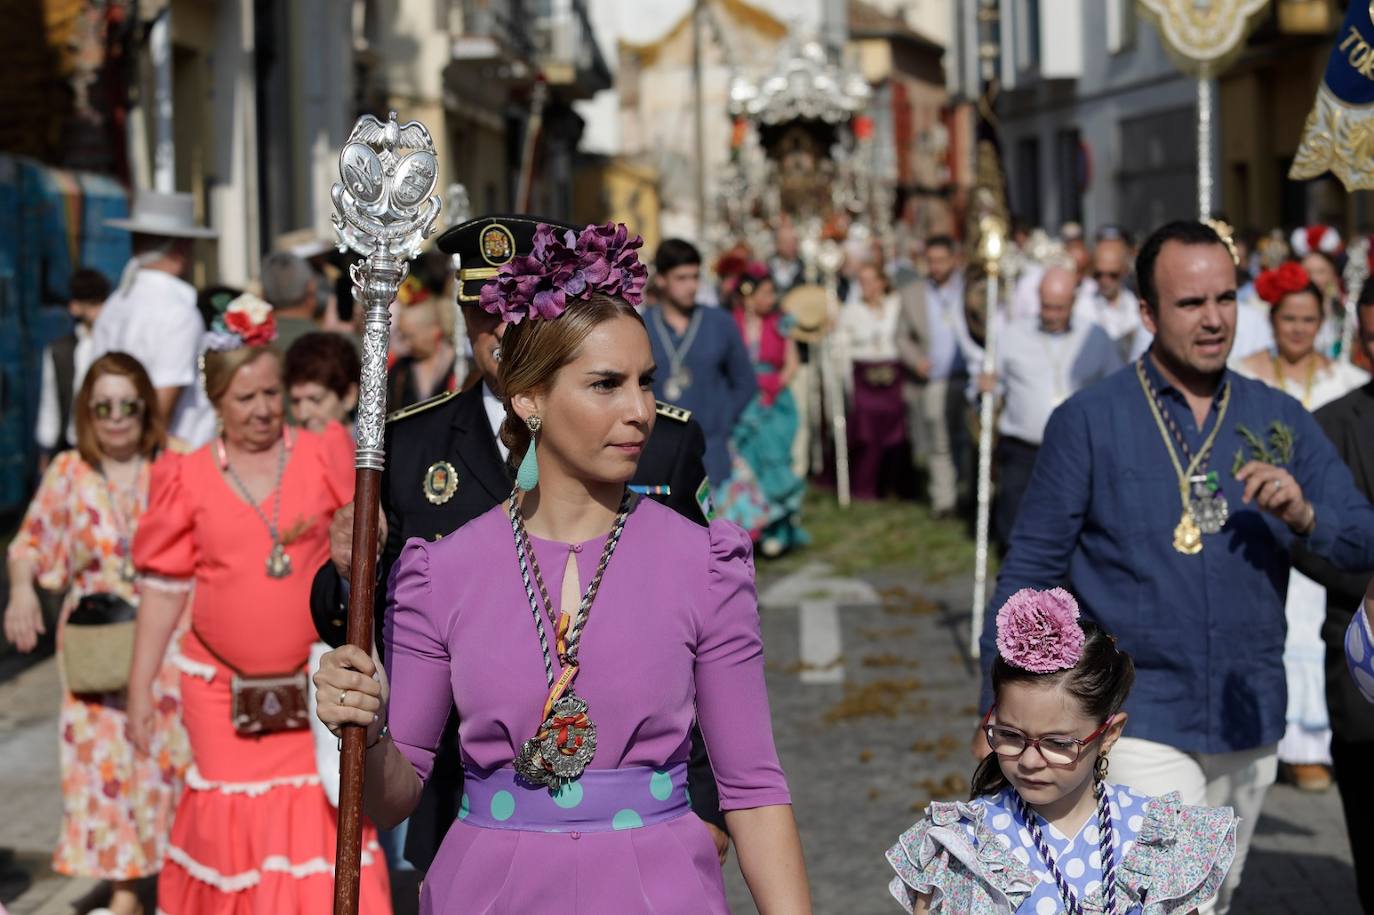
436,213,576,304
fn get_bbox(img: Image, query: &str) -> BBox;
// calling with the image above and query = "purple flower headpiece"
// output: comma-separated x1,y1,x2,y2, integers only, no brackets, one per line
995,587,1086,673
478,222,648,324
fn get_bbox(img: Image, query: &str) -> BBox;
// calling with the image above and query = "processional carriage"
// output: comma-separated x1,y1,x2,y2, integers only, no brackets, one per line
715,36,879,507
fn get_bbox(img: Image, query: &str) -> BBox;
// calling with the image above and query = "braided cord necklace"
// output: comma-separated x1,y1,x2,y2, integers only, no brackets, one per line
508,489,632,787
1015,779,1119,915
1135,359,1233,554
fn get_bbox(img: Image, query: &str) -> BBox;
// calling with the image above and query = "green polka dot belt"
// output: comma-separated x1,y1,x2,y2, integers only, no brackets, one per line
459,763,690,833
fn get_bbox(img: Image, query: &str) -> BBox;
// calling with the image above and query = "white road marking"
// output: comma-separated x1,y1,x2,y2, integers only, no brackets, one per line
761,562,880,684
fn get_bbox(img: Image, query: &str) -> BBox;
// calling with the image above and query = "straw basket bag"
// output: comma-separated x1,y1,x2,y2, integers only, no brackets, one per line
61,593,137,694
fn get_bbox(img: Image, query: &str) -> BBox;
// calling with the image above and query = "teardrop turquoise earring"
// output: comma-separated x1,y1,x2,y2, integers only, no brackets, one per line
517,415,542,492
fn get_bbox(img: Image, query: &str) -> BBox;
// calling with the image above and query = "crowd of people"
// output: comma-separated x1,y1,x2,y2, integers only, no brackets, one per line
7,185,1374,915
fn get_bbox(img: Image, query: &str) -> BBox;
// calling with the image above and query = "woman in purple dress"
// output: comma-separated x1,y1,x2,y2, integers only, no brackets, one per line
315,222,811,914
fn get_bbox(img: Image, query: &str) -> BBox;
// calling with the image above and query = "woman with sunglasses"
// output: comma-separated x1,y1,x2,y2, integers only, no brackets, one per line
887,589,1237,914
4,352,190,915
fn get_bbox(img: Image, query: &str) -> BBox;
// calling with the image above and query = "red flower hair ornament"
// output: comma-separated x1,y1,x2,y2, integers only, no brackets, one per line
478,222,647,324
1254,262,1311,306
206,292,277,351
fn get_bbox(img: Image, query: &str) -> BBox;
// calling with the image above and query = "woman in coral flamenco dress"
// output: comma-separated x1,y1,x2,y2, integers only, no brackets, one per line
128,294,391,913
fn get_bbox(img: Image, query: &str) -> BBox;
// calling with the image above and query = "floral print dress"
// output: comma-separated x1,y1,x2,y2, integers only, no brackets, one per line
8,451,190,879
886,783,1237,914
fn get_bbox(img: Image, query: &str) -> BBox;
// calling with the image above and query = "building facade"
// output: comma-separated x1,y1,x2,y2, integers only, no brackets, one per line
950,0,1359,239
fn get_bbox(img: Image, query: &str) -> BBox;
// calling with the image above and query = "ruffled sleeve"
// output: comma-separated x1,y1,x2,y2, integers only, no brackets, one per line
1119,791,1237,914
7,451,78,590
132,451,197,593
312,421,357,509
382,538,452,785
885,800,1037,913
693,519,791,810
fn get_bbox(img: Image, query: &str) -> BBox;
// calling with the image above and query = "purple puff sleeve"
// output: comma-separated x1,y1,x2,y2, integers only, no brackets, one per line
383,538,454,784
694,520,791,810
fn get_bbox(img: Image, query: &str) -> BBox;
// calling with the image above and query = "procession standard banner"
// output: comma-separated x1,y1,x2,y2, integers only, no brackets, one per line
1290,1,1374,189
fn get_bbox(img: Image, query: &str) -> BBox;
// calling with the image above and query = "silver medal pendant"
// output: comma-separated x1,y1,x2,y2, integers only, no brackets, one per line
664,368,691,402
513,737,551,785
1188,478,1230,535
266,543,293,579
537,693,597,787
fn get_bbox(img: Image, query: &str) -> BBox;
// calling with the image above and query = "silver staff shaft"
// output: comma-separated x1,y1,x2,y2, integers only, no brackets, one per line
970,218,1007,659
820,265,851,508
1341,237,1369,366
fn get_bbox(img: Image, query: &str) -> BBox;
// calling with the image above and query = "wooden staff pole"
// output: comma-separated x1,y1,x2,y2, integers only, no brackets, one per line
329,112,441,915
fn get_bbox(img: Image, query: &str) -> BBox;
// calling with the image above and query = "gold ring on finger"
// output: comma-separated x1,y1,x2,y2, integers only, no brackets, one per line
340,690,349,706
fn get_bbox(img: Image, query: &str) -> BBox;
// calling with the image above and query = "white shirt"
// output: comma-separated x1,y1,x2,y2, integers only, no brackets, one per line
92,268,215,447
1229,291,1275,363
36,323,95,449
838,294,901,364
482,381,509,461
988,318,1123,445
1074,285,1142,344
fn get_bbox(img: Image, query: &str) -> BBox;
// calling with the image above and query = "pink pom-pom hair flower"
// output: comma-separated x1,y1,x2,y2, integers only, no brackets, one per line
995,588,1086,673
478,221,648,324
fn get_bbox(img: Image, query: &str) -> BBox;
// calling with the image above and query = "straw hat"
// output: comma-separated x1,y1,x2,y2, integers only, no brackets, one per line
105,189,218,239
781,284,830,343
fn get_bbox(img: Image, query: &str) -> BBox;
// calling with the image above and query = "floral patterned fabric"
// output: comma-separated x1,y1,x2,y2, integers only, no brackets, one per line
886,783,1236,914
8,451,190,879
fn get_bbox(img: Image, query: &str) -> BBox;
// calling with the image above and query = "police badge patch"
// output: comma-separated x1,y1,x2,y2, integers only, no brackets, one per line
423,461,459,505
479,224,516,266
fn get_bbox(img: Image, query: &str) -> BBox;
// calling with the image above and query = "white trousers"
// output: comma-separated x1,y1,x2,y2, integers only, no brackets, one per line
1110,737,1277,915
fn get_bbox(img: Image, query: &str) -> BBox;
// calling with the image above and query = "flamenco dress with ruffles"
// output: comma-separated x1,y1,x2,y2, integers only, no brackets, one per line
886,783,1237,914
730,310,807,550
133,423,391,914
385,498,791,913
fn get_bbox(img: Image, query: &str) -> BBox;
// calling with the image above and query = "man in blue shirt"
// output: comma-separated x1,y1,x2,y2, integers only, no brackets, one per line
643,238,758,486
984,221,1374,914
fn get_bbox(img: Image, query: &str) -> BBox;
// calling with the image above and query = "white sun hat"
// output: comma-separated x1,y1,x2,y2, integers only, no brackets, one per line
105,189,219,239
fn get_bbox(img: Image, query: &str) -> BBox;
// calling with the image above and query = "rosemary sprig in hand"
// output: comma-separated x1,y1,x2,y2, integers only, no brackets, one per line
1232,421,1297,474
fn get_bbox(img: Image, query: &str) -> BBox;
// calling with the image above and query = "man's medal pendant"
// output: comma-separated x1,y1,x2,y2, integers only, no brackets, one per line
514,693,598,788
664,368,691,402
1188,474,1229,535
1173,512,1203,555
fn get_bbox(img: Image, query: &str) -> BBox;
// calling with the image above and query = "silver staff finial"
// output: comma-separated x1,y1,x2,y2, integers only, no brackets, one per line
331,113,442,470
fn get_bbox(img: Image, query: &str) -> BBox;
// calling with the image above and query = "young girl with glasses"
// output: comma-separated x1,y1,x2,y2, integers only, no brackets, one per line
886,588,1237,914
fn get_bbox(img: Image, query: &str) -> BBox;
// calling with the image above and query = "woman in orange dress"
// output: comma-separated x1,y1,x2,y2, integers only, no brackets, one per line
126,294,390,914
4,353,190,915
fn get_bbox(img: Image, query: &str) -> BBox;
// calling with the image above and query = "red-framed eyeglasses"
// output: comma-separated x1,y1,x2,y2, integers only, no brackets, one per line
981,705,1116,767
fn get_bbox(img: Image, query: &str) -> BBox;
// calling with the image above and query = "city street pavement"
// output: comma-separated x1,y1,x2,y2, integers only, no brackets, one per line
0,563,1361,914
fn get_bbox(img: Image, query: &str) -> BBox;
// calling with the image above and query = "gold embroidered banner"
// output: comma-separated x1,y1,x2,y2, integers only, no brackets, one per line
1136,0,1271,76
1290,3,1374,190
